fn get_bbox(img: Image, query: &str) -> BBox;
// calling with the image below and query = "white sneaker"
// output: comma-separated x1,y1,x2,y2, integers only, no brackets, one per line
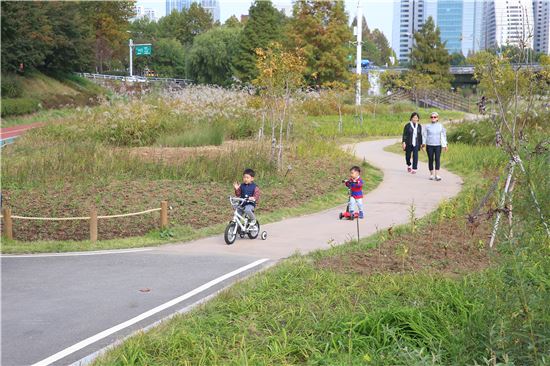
429,175,435,180
435,175,442,181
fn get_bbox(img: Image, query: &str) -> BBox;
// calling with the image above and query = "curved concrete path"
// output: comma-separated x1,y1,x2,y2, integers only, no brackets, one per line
159,138,463,258
1,138,462,366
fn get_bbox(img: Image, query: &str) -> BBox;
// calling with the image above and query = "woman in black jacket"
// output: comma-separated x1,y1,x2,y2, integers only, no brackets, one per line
402,112,423,174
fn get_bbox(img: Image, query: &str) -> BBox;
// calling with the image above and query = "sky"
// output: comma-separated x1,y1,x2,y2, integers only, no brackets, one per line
136,0,396,46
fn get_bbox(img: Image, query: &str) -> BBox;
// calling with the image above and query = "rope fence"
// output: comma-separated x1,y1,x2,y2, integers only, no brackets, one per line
1,201,170,242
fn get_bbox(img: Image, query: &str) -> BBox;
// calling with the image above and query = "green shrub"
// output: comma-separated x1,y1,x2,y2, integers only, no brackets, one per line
1,74,23,98
1,98,40,117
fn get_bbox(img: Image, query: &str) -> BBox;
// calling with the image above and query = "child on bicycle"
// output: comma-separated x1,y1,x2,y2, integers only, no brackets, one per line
233,168,261,226
343,166,364,219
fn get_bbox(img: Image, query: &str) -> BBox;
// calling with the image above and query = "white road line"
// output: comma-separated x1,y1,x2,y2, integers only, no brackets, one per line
31,258,270,366
1,248,153,258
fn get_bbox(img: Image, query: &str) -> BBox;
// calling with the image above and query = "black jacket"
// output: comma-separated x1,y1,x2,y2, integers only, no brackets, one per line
402,122,423,148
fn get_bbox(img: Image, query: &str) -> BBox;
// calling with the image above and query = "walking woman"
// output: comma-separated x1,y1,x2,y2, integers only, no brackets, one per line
422,111,448,181
402,112,423,174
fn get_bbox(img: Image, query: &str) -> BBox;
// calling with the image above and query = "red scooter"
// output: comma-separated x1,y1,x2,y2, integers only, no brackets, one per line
339,181,359,220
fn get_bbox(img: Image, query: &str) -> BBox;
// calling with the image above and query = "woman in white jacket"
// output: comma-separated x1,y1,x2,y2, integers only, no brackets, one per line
421,111,448,181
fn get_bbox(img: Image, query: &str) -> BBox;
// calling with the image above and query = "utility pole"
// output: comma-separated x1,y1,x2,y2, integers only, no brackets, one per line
355,1,362,107
129,38,133,77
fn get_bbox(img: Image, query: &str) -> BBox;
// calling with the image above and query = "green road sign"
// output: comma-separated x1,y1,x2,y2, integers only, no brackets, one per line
135,45,152,56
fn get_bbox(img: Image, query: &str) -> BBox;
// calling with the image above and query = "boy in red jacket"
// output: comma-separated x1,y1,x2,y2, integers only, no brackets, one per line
343,166,364,219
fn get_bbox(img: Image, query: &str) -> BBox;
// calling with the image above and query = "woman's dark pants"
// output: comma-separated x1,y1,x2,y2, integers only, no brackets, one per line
426,145,442,171
405,145,420,170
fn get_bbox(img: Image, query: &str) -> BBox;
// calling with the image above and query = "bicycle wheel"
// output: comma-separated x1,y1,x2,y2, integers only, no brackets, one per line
247,220,260,239
224,222,238,245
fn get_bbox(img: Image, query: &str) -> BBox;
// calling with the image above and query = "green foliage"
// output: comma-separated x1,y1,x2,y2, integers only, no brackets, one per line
158,3,213,46
150,38,186,78
447,120,496,145
83,1,137,73
1,98,41,117
450,52,467,66
351,17,394,67
186,27,241,85
410,17,452,90
289,0,352,85
233,1,286,82
1,73,23,98
224,15,242,28
1,2,94,72
0,1,133,73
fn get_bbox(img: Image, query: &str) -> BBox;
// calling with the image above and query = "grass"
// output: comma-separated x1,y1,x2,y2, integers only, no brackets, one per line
302,107,464,138
0,165,382,254
0,106,80,128
92,135,550,365
155,123,225,147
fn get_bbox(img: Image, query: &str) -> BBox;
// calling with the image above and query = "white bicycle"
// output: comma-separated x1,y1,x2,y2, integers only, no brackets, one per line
224,196,268,245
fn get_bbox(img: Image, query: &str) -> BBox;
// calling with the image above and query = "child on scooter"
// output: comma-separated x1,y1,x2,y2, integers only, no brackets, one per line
342,166,364,219
233,168,261,226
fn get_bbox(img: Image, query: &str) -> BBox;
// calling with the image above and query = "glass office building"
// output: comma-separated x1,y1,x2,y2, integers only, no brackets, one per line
437,0,464,54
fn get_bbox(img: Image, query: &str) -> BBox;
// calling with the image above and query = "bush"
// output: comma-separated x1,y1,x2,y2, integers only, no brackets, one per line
1,98,41,117
1,73,23,98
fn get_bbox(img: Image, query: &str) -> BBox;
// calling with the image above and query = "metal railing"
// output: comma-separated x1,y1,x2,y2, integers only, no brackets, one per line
76,73,193,85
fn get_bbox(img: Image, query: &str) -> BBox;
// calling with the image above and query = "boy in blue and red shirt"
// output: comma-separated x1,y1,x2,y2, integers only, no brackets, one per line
343,166,365,219
233,168,261,225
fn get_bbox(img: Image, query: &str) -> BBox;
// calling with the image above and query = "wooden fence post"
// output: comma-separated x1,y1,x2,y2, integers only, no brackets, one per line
90,207,98,242
2,208,13,240
160,201,168,229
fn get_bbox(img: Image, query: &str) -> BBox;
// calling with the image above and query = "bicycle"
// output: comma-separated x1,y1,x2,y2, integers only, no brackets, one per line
224,196,267,245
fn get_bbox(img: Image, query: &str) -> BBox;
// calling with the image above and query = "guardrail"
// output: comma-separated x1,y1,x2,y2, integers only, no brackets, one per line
76,73,193,85
1,201,170,242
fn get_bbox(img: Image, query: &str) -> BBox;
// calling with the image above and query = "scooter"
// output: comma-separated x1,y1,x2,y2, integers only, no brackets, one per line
338,181,359,220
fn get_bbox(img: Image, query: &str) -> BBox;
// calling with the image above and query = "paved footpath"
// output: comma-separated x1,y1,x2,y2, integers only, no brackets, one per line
1,138,462,366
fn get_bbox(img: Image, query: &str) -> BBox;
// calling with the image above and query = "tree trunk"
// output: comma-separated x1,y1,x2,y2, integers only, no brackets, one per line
489,161,515,248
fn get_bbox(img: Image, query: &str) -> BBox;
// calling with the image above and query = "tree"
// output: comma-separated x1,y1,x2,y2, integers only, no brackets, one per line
254,43,305,169
186,27,241,85
450,52,466,66
158,4,213,46
129,18,159,42
289,0,352,85
233,1,285,82
350,17,394,66
224,15,242,28
470,45,550,245
371,29,393,66
150,38,186,77
81,1,134,73
1,2,94,72
410,17,452,90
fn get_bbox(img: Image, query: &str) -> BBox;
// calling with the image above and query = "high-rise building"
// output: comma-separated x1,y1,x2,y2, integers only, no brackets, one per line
392,0,426,63
165,0,220,21
166,0,185,15
132,5,156,21
533,0,550,54
485,0,535,49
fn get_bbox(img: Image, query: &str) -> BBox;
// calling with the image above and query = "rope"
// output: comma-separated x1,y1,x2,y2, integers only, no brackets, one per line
2,208,162,221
